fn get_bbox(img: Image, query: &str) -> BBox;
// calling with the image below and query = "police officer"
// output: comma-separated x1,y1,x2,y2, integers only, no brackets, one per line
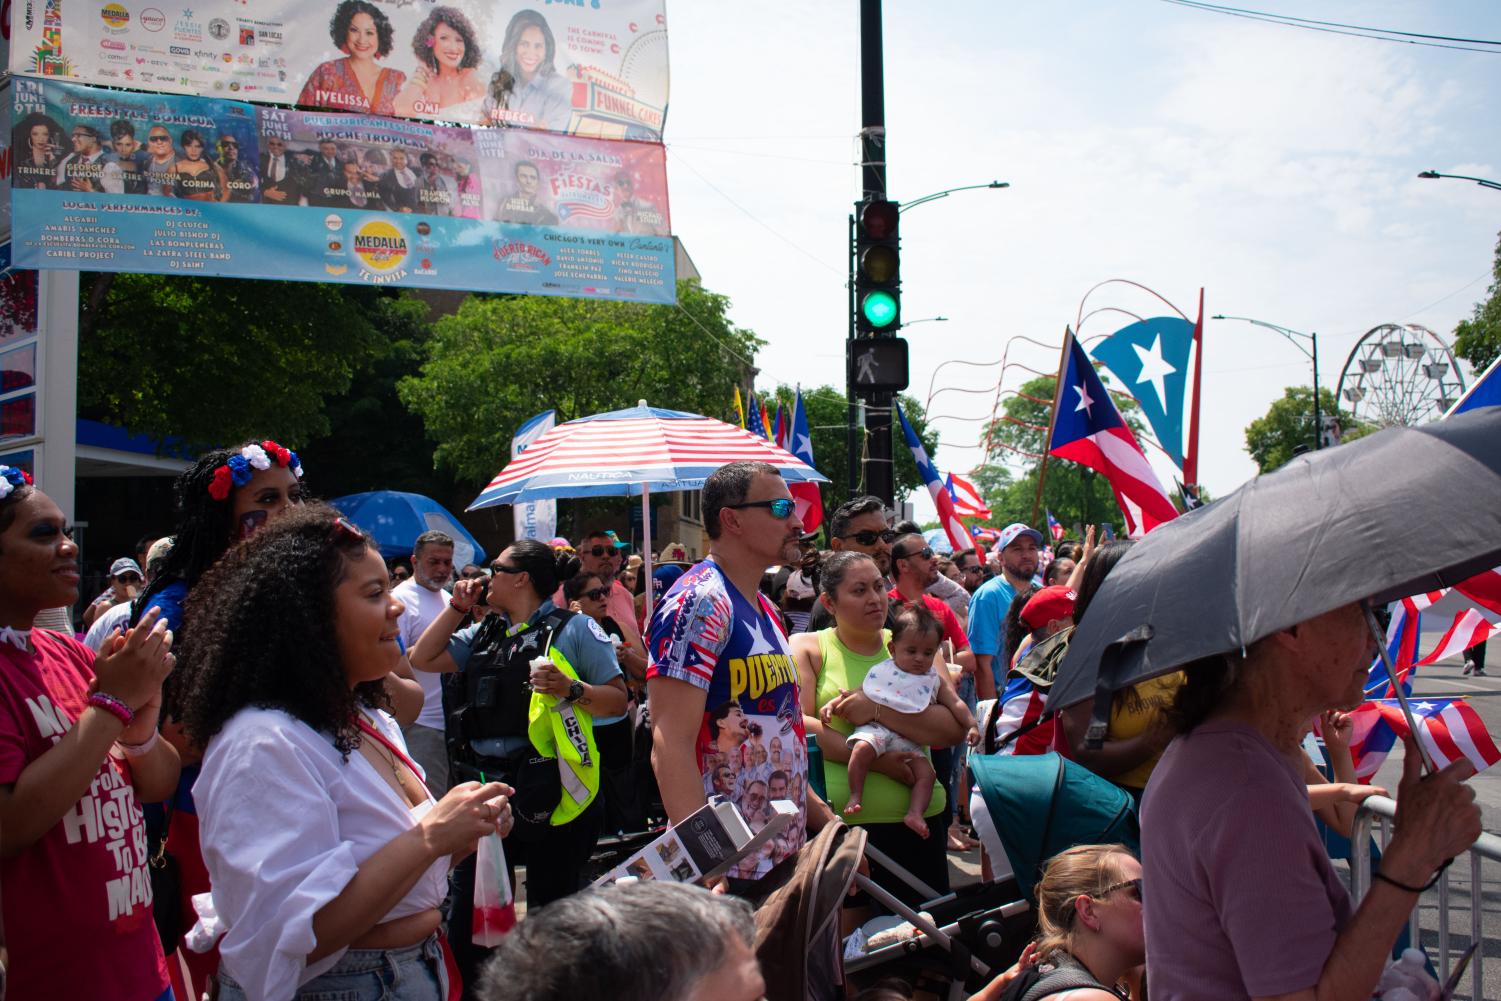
409,538,627,986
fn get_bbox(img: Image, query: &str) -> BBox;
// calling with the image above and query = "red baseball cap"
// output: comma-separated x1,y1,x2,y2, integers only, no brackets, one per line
1021,585,1077,633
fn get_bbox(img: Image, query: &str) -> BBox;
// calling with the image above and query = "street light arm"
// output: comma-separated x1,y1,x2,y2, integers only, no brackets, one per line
899,181,1009,212
1212,314,1316,360
1418,170,1501,192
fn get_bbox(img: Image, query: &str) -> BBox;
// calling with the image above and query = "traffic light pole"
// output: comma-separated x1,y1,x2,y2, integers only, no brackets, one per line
856,0,894,508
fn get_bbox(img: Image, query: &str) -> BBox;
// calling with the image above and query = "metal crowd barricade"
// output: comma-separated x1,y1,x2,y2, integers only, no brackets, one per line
1351,794,1501,1000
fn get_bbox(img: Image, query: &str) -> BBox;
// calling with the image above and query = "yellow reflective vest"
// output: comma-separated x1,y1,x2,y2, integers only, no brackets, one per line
525,633,600,826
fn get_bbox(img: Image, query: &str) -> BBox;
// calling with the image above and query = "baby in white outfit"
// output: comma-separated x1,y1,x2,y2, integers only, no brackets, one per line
825,602,980,836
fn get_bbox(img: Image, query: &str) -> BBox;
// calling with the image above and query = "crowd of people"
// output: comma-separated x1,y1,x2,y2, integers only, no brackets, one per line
0,452,1485,1001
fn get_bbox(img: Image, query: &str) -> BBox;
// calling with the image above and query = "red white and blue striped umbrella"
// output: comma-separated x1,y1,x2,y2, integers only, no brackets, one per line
467,402,829,511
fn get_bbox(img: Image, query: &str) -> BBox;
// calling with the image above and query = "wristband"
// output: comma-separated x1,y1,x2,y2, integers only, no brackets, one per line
118,731,161,757
1375,858,1452,894
88,692,134,728
449,598,471,614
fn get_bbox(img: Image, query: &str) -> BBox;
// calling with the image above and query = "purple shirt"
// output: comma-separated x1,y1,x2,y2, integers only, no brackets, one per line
1142,720,1352,1000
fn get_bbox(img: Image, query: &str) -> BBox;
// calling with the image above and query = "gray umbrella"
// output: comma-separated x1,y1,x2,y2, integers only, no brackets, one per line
1050,406,1501,752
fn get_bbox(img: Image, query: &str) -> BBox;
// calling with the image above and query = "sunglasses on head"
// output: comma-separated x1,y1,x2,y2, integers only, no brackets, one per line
729,498,796,519
841,528,898,546
893,545,933,562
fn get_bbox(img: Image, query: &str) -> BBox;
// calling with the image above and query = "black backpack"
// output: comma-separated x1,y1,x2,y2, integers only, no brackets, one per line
995,956,1124,1001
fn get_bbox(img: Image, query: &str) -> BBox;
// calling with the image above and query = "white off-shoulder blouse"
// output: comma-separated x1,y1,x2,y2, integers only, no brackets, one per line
194,706,448,1001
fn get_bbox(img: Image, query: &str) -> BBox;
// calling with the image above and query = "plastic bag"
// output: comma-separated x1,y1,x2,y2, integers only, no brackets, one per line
471,831,516,946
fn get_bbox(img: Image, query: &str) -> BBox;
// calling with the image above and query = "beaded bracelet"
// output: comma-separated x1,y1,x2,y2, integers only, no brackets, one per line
449,598,470,614
87,692,134,728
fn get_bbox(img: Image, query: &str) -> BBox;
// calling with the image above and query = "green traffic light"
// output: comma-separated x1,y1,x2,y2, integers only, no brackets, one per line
861,291,898,328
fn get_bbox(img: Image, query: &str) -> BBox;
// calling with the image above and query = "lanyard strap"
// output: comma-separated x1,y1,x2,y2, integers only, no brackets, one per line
354,715,425,780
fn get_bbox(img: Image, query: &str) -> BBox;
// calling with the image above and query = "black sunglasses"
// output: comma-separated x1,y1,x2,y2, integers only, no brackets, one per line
491,563,525,575
729,498,796,519
841,529,898,546
580,586,610,601
115,572,143,584
583,545,620,558
893,545,934,562
1098,877,1142,901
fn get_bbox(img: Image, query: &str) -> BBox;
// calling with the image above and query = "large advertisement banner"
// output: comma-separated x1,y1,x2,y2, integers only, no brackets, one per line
9,0,668,139
10,78,674,301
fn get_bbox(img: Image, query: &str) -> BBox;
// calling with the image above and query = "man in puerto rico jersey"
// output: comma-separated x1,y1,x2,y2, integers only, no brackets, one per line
648,462,835,882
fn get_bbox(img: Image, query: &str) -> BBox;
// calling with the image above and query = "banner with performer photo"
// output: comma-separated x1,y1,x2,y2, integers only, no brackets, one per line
9,0,668,139
9,78,675,302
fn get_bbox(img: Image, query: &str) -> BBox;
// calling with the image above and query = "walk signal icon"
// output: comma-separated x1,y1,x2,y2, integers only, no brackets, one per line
855,199,900,333
848,337,909,393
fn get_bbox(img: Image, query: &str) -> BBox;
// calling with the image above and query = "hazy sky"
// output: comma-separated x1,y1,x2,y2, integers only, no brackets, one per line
662,1,1501,521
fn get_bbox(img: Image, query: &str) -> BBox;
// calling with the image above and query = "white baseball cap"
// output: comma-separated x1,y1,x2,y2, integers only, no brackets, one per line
996,523,1043,551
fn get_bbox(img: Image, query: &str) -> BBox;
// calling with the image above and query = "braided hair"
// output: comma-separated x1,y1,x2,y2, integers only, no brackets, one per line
174,503,387,759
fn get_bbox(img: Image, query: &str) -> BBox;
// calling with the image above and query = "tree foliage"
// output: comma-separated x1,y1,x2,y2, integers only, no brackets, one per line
1243,386,1367,474
79,273,390,446
762,384,938,514
397,280,763,486
1453,229,1501,373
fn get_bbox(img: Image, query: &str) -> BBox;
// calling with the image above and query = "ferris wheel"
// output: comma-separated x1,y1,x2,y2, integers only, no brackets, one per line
1335,323,1467,429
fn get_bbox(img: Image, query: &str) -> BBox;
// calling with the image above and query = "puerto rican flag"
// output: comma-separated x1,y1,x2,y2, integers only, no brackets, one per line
1046,510,1065,542
1364,598,1424,700
1048,330,1178,537
788,390,824,533
896,402,969,553
1345,698,1501,782
946,471,992,519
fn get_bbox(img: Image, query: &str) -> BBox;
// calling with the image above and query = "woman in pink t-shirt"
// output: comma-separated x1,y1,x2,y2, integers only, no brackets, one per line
0,470,179,1000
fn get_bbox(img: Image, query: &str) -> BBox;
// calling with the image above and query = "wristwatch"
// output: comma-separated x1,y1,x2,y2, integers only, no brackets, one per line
565,680,586,703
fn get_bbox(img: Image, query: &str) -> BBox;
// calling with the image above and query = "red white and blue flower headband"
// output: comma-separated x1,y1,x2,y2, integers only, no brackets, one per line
0,465,33,501
207,441,303,501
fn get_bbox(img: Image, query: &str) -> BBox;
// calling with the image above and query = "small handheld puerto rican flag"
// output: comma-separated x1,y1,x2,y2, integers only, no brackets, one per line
1046,510,1065,542
1344,698,1501,782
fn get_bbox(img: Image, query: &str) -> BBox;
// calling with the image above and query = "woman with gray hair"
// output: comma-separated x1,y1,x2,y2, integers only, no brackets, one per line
477,882,763,1001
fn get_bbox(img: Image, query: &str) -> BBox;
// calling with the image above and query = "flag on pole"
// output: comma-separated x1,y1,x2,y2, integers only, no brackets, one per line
788,390,823,533
945,472,992,519
759,398,775,440
774,404,790,452
1447,354,1501,417
896,402,969,553
510,411,557,543
1364,598,1424,699
733,386,746,429
1089,316,1195,469
1045,510,1065,542
1048,329,1179,537
1345,698,1501,782
747,393,767,440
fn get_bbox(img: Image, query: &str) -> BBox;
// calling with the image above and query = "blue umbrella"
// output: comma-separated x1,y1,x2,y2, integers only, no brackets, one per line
923,528,955,555
329,491,485,568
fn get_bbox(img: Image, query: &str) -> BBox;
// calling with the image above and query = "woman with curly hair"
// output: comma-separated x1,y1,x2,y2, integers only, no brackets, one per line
180,505,512,1001
132,442,419,999
299,0,407,116
480,8,572,131
0,466,179,999
393,6,485,120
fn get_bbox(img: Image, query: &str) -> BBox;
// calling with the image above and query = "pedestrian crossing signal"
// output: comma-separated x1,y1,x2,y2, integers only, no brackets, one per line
848,337,909,393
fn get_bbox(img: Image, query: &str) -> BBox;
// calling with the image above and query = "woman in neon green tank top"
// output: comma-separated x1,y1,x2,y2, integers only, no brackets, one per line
792,551,967,902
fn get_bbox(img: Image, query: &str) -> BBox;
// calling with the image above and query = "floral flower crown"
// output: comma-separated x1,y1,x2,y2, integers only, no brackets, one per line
207,441,303,501
0,465,34,501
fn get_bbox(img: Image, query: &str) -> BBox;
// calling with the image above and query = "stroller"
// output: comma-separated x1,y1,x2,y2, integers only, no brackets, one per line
834,750,1140,1000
